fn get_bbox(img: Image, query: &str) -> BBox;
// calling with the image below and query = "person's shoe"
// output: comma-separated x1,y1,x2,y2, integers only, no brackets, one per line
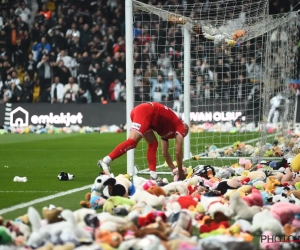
97,160,111,176
150,176,163,183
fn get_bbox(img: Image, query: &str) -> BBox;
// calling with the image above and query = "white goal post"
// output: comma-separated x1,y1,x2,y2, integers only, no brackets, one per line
125,0,193,175
125,0,300,176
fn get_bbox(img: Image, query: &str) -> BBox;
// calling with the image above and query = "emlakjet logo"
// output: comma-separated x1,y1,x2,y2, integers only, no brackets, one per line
10,106,83,127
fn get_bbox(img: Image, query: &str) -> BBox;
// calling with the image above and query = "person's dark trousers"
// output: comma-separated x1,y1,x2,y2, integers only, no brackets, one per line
38,78,51,102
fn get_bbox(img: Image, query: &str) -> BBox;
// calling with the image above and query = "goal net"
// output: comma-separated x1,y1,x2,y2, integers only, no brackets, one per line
126,0,300,175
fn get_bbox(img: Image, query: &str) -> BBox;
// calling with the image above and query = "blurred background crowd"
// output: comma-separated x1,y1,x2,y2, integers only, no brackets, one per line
0,0,299,105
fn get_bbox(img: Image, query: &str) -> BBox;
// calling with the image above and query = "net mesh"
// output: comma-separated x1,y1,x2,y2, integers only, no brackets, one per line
130,0,300,174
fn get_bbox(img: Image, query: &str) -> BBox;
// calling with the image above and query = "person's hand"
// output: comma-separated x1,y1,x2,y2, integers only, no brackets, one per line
177,168,186,181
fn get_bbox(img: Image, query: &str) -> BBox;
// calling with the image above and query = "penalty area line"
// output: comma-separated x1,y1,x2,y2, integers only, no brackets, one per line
0,185,91,215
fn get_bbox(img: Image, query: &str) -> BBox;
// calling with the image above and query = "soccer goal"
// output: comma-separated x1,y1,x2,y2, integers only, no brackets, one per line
125,0,300,175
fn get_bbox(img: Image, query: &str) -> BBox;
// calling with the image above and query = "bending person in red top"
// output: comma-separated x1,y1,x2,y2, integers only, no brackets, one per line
98,102,189,181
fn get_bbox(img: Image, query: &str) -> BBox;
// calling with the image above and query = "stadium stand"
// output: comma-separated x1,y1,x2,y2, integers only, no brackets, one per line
0,0,299,104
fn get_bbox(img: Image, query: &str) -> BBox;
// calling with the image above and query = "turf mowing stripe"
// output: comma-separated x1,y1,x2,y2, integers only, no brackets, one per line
0,185,91,215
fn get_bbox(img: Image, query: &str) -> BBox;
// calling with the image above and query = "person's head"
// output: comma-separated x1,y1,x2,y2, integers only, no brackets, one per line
168,71,174,80
42,4,47,11
21,1,26,9
157,75,163,82
96,77,102,84
135,68,141,75
106,56,111,64
42,55,48,62
197,75,203,83
24,75,30,81
54,76,60,83
69,77,74,84
12,71,17,78
183,123,189,137
16,16,22,24
71,23,77,30
83,23,89,31
41,37,46,44
60,50,66,57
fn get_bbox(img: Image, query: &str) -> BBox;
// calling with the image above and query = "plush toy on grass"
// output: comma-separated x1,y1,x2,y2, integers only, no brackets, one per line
103,196,136,214
57,172,74,181
102,174,135,198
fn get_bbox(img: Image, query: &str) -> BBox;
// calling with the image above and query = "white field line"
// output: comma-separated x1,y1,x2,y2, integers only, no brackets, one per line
137,132,279,173
0,185,91,215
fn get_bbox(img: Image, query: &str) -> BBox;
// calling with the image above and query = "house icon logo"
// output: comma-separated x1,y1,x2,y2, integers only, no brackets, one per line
10,107,29,127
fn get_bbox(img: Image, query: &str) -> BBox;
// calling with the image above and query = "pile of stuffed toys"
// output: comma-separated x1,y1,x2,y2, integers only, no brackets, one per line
3,140,300,249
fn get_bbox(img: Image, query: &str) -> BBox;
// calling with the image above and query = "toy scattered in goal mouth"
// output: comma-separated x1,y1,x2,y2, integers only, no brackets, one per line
168,14,187,25
193,24,247,54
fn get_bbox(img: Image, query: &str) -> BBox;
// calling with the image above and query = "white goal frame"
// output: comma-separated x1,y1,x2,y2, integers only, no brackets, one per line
125,0,299,175
125,0,191,175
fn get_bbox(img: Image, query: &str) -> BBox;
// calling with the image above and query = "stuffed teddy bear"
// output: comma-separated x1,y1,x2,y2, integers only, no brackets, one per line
251,209,284,235
215,178,242,195
229,192,261,221
42,205,63,224
224,147,234,156
80,174,113,208
270,202,300,225
146,186,167,197
281,168,300,186
265,176,281,194
103,174,135,198
91,174,111,197
57,172,74,181
103,196,136,214
232,30,247,40
199,211,230,233
130,188,166,207
162,181,188,195
242,188,264,207
95,229,123,248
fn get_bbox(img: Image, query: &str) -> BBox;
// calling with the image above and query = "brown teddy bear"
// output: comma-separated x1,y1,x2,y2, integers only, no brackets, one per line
80,193,92,208
224,147,234,156
42,205,63,224
147,186,167,197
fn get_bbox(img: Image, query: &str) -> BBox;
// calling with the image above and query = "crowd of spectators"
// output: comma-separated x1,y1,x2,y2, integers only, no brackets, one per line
0,0,298,104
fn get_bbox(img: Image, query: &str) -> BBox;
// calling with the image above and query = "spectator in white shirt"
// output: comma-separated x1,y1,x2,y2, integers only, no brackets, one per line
15,2,31,23
51,76,64,103
66,23,80,44
56,50,73,69
63,77,79,103
11,71,21,85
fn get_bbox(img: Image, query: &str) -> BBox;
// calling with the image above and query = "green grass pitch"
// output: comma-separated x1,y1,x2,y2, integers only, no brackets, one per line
0,132,263,220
